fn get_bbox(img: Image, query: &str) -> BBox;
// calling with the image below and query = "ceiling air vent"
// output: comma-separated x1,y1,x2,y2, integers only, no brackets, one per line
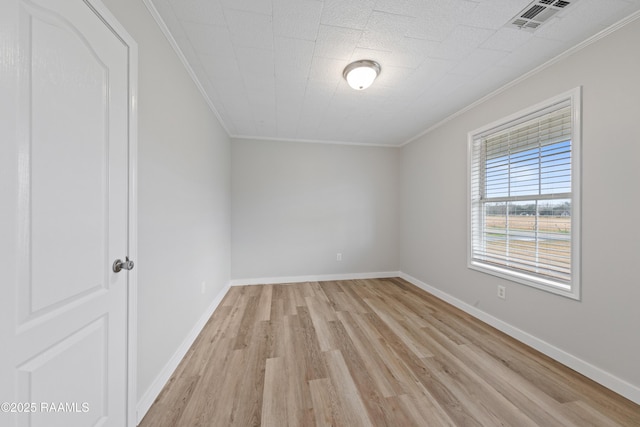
508,0,577,32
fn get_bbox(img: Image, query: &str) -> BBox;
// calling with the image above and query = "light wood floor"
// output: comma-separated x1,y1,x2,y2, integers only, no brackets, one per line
140,278,640,426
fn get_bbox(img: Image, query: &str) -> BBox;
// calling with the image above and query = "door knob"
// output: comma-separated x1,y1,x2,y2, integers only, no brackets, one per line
113,256,134,273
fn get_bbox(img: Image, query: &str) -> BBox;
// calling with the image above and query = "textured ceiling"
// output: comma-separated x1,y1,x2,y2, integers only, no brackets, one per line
147,0,640,146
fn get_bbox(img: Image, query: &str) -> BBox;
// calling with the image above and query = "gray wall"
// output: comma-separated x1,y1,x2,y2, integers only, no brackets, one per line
103,0,232,401
231,139,399,280
400,19,640,389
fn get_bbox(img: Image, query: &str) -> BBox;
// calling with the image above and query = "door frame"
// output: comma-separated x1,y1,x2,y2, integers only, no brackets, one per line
83,1,138,425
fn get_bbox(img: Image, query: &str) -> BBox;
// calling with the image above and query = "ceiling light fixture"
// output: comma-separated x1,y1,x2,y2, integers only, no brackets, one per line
343,60,381,90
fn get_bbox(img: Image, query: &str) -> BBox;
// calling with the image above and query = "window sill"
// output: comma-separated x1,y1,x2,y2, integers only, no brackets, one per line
468,260,580,300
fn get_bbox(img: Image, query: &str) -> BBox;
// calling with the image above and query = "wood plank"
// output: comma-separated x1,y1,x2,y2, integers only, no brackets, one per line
363,295,434,358
323,349,374,427
305,295,338,351
232,295,260,350
396,393,457,426
261,357,287,427
255,284,273,321
335,310,402,398
348,311,433,397
309,378,348,427
326,318,396,426
228,320,272,426
282,314,314,426
562,400,624,427
178,343,242,426
296,306,329,380
317,281,348,312
336,280,373,314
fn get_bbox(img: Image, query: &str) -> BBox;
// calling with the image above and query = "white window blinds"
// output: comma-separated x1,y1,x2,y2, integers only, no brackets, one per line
469,89,581,298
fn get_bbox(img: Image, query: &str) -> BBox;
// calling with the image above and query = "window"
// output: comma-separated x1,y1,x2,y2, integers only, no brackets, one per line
468,88,581,299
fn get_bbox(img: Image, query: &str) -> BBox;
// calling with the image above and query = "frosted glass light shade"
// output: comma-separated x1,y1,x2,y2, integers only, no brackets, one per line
343,60,381,90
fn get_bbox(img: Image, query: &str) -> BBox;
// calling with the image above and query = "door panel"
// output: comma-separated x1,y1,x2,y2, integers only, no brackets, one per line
1,1,133,426
17,317,107,427
26,3,108,317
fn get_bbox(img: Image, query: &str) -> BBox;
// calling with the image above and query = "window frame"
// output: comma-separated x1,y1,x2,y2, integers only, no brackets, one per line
467,87,581,300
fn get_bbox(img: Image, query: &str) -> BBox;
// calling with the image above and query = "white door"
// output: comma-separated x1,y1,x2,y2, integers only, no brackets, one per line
0,0,136,426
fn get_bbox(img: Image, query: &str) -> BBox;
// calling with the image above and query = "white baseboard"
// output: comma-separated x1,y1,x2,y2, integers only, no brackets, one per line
136,281,231,424
399,272,640,405
230,271,401,286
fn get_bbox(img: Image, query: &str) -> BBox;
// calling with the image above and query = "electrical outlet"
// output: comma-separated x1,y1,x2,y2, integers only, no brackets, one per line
336,253,342,261
497,285,506,299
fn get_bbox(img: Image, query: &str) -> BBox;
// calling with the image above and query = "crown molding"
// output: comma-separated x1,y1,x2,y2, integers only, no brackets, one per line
142,0,231,136
231,134,400,149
